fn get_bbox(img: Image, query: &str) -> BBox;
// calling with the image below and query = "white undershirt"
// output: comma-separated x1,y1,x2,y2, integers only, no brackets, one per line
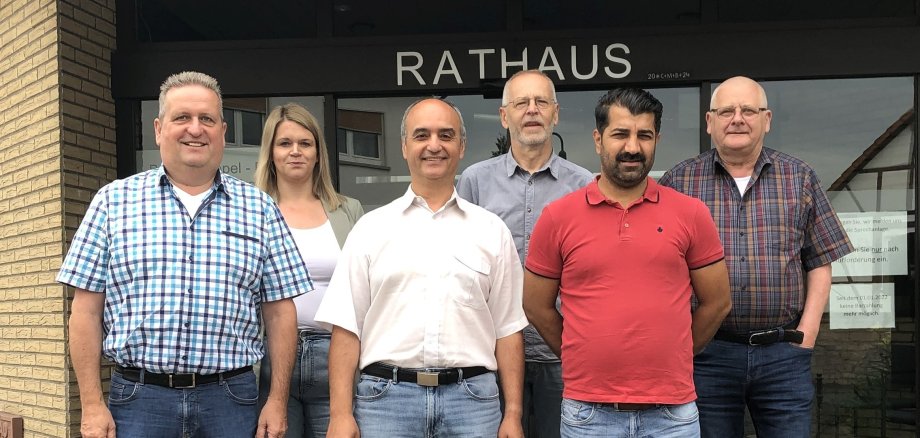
734,176,751,194
172,186,209,218
289,221,341,331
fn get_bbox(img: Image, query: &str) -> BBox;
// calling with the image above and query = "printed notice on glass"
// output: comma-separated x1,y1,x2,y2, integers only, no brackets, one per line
830,283,895,329
832,212,907,277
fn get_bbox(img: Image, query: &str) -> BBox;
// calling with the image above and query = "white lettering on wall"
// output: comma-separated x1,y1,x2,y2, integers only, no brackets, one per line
570,45,598,80
395,43,633,86
501,48,528,77
537,47,565,81
605,43,631,79
397,51,425,86
433,51,462,85
468,48,496,80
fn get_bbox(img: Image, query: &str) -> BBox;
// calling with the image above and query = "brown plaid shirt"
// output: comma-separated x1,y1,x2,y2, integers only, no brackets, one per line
659,147,854,332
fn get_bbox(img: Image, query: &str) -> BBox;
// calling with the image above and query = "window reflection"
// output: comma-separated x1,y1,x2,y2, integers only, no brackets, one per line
337,88,700,211
137,96,324,183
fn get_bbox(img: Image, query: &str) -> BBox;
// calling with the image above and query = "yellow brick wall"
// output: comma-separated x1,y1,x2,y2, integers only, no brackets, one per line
0,0,116,436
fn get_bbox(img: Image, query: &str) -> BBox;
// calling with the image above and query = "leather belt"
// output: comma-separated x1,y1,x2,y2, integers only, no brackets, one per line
115,365,252,388
714,326,804,346
363,362,491,387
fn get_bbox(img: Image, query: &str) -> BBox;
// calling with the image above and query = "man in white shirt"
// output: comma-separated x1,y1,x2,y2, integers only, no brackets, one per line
316,98,528,438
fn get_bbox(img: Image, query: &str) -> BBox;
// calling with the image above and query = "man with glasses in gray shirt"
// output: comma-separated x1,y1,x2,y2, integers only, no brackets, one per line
457,69,593,437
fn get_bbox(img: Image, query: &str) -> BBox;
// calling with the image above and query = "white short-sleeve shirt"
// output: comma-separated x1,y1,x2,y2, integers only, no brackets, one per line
315,187,527,370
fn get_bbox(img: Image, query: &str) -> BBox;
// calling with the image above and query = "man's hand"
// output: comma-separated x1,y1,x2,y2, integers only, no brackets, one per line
497,415,524,438
255,398,287,438
796,326,818,349
327,415,360,438
80,403,116,438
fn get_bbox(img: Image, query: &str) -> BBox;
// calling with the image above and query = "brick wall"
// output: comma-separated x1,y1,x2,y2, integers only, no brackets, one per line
0,0,116,436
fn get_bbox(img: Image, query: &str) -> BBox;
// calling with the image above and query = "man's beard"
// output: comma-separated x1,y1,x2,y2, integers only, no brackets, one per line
601,151,653,188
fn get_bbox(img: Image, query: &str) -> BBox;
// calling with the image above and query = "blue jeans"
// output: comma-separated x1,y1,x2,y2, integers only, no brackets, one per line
109,369,258,437
259,331,331,438
353,371,501,437
693,340,814,438
560,398,700,438
523,361,563,438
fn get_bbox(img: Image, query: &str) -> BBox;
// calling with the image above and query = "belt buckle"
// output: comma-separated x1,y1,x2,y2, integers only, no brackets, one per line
748,329,777,346
416,371,439,387
169,373,196,388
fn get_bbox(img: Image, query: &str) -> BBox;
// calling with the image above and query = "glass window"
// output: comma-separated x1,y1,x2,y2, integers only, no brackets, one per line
333,0,505,36
240,110,263,146
223,109,237,144
136,96,325,183
717,0,915,22
338,109,386,166
524,0,700,30
135,0,317,42
336,88,699,212
711,77,916,436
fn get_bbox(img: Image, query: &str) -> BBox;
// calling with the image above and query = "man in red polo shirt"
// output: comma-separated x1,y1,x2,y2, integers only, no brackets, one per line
524,88,732,438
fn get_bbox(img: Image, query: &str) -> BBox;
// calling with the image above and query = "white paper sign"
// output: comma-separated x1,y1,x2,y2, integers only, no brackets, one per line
830,283,895,329
832,212,907,277
137,147,261,183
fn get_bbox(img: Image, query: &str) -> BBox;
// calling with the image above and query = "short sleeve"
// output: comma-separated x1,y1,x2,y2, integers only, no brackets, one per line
686,199,725,270
259,201,314,302
57,188,111,292
524,205,563,279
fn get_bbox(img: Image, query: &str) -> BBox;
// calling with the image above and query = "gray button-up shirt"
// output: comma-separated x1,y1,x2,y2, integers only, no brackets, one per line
457,152,594,362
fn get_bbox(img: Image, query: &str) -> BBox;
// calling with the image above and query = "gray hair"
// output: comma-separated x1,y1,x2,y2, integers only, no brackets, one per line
158,71,223,118
710,76,769,109
399,97,467,144
501,70,557,106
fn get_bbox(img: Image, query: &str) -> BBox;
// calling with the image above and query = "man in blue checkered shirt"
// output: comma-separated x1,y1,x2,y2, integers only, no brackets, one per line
59,71,312,438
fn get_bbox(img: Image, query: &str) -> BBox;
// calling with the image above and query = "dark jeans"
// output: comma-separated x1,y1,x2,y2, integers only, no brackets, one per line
694,339,815,438
523,361,564,438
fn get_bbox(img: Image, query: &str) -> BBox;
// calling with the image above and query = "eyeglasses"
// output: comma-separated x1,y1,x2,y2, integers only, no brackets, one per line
709,105,768,120
504,97,556,111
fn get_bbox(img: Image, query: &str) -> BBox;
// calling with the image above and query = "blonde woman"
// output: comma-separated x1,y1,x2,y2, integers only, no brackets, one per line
255,103,363,438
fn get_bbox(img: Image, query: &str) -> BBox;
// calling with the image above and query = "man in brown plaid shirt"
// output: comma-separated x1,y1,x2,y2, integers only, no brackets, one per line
659,76,854,438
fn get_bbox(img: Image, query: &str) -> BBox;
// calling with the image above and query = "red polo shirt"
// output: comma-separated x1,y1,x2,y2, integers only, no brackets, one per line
526,177,724,404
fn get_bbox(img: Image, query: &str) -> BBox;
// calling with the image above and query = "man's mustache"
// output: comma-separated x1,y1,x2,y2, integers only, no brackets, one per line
616,152,645,162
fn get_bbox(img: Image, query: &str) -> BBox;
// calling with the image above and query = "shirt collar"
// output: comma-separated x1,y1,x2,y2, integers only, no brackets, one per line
712,146,774,177
502,151,559,179
397,185,466,214
156,165,229,196
585,175,660,206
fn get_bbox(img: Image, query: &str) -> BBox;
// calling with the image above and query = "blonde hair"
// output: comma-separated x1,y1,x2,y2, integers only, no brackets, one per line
254,103,343,210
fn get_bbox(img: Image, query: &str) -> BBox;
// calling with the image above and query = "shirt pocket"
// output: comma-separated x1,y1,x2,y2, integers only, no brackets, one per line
219,226,262,290
450,250,492,309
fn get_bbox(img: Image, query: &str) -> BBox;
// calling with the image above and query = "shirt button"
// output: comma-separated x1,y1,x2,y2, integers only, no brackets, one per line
184,322,190,328
741,285,747,291
187,288,192,294
624,223,630,228
188,255,193,262
527,208,532,213
182,355,188,360
525,233,530,240
528,181,533,185
739,231,745,236
740,256,746,262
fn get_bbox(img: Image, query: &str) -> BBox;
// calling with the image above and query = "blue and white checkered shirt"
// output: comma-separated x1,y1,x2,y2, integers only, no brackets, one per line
58,166,313,374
